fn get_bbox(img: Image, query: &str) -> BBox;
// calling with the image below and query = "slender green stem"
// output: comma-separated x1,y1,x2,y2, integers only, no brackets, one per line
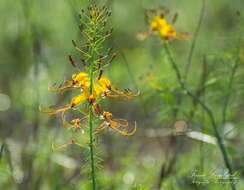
222,50,240,128
163,42,236,190
88,50,96,190
184,0,205,81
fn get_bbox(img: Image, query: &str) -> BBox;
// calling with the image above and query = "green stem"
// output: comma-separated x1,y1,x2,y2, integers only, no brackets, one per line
221,52,239,128
163,42,236,190
184,0,205,81
89,53,96,190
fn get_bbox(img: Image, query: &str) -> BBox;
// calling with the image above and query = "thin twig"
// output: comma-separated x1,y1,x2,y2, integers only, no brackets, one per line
221,45,240,127
184,0,206,81
189,55,208,119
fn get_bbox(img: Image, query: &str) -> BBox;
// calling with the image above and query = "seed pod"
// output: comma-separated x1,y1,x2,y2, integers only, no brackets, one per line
98,70,103,80
172,12,178,24
72,40,77,47
160,13,165,18
93,103,102,115
68,55,77,68
81,59,86,66
79,24,84,32
109,53,117,63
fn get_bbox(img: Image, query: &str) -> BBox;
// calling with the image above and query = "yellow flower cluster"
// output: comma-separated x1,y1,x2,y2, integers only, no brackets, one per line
41,70,138,135
70,72,111,107
150,16,177,40
41,72,112,116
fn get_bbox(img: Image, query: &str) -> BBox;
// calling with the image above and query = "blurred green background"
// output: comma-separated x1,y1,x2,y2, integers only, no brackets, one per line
0,0,244,189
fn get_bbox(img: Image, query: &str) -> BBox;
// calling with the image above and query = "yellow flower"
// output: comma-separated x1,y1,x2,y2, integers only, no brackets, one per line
72,72,90,88
69,84,104,106
42,70,138,132
150,16,177,40
71,93,87,107
150,16,168,31
93,83,104,97
159,25,176,40
97,76,111,90
72,72,88,82
69,72,109,104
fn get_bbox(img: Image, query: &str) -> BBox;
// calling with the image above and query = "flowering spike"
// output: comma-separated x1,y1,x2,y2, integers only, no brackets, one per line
41,2,137,156
41,5,137,189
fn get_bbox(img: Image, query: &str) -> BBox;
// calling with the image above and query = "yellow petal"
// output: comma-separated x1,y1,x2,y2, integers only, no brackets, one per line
159,24,176,40
72,72,89,87
150,16,167,31
98,76,111,90
71,93,87,107
72,72,88,81
150,20,158,31
157,17,167,28
94,83,104,97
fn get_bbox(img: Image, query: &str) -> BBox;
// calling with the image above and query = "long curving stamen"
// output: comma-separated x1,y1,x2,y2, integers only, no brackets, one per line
39,105,71,116
109,121,137,136
52,139,84,151
48,81,80,94
94,122,107,135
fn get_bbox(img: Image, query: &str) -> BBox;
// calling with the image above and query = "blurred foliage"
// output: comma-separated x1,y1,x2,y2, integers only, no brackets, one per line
0,0,244,189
